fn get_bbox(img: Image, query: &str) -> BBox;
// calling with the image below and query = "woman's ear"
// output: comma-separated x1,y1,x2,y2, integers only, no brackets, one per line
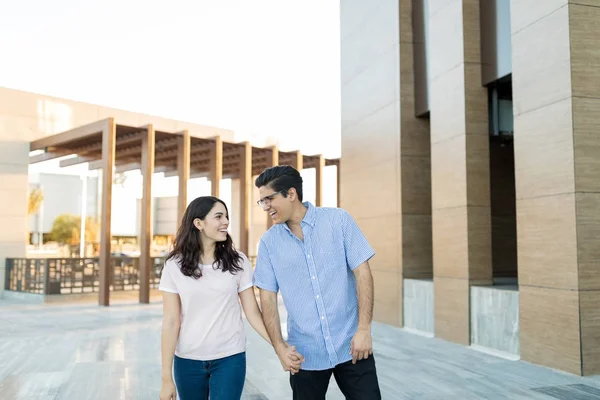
193,218,203,231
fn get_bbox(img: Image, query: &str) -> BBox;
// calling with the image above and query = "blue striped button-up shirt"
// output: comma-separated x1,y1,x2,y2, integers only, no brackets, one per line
253,202,375,371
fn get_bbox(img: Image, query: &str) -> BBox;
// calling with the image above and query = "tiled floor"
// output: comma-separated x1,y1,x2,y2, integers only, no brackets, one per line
1,293,599,399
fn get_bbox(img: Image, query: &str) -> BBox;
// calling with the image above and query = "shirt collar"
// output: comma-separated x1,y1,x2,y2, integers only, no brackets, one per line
281,201,316,234
302,202,317,227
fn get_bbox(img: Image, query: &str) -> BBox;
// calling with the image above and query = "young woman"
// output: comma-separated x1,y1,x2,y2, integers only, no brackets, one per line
158,196,301,400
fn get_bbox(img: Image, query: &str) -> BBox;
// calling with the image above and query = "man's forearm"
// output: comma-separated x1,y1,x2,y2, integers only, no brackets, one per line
259,289,285,349
355,263,374,330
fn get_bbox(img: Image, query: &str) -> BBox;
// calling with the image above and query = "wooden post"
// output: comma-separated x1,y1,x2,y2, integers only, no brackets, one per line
139,125,154,304
266,145,279,228
239,142,252,254
99,118,116,307
210,136,223,197
177,130,190,224
336,161,341,208
315,155,325,207
291,150,303,171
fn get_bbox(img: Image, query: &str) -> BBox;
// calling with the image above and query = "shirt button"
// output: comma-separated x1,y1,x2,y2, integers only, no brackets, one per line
321,316,325,320
325,336,329,339
316,295,320,299
312,276,316,280
307,254,311,259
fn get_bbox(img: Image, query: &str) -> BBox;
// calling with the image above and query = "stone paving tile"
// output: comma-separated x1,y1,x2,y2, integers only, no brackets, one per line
1,295,599,399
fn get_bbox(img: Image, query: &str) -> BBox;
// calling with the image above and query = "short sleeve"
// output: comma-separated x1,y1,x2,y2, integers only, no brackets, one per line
253,239,279,292
341,209,376,270
237,252,254,293
158,259,179,294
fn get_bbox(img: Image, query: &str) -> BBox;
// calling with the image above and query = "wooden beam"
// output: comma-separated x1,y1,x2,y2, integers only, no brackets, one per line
59,155,98,168
30,118,109,151
337,161,341,208
269,145,279,167
115,162,140,173
239,142,252,254
88,158,139,171
139,125,154,304
73,131,143,157
163,170,208,179
177,130,190,224
29,151,69,164
209,136,223,197
315,154,325,207
291,150,303,171
99,118,116,307
266,145,279,229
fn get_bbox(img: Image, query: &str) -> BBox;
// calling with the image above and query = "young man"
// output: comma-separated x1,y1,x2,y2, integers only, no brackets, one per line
253,165,381,400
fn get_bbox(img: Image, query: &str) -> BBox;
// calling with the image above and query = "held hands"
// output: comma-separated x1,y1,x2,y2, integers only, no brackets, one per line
275,342,305,375
350,328,373,364
159,379,177,400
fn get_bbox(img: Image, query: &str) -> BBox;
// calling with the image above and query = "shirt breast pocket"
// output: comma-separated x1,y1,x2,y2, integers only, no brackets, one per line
319,245,347,270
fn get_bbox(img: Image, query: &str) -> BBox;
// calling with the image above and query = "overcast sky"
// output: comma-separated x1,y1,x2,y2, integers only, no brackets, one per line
0,0,341,158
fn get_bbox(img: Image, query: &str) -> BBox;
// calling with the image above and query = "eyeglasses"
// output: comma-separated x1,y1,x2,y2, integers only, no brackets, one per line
257,190,284,208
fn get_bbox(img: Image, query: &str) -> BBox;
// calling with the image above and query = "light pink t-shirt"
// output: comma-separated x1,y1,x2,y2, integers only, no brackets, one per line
158,252,254,361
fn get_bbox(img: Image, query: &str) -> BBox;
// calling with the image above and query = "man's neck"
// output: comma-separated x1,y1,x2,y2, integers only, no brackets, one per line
286,202,308,230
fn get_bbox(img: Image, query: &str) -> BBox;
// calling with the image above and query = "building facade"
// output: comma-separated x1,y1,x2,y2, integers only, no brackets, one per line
340,0,599,376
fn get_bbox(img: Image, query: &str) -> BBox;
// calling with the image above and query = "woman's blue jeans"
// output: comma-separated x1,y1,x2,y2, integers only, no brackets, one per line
173,352,246,400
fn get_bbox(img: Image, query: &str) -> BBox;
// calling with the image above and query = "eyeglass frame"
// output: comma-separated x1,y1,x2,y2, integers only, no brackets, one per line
257,189,285,208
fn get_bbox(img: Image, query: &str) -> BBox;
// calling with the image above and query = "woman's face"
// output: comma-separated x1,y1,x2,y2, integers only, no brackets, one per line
195,202,230,243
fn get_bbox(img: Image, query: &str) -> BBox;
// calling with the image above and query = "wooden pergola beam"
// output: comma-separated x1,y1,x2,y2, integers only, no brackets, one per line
30,118,110,152
99,118,116,307
337,161,341,208
209,136,223,197
315,154,325,207
177,130,190,224
239,142,252,254
60,155,97,168
139,125,154,304
29,151,70,164
266,145,279,228
291,150,303,171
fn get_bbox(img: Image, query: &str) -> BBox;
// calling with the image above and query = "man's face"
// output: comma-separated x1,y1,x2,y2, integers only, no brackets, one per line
258,185,292,224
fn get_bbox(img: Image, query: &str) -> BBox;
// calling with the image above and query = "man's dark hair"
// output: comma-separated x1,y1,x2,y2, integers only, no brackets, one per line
255,165,303,202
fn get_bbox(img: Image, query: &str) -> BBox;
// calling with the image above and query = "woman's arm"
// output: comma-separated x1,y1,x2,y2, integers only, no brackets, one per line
239,287,272,344
160,292,181,400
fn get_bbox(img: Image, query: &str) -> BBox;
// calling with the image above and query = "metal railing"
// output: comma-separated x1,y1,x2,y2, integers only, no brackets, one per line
4,257,166,295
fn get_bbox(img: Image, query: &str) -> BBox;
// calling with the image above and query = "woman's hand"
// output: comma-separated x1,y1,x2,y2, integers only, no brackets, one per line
159,379,177,400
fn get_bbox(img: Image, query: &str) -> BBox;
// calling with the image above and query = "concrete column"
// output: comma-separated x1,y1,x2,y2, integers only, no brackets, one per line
429,0,492,343
340,0,433,326
511,0,600,376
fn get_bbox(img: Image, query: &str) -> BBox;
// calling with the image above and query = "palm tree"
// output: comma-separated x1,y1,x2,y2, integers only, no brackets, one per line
28,187,44,216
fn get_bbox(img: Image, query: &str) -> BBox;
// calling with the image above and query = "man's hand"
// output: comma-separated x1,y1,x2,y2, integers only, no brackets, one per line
275,342,305,374
350,328,373,364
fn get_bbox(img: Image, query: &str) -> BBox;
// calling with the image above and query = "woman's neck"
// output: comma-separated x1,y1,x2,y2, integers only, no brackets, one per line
200,239,216,264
